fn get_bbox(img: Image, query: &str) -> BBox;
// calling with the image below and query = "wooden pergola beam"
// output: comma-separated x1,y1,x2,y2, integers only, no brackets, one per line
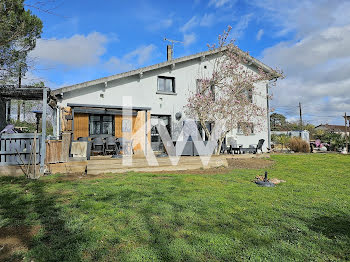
0,85,51,100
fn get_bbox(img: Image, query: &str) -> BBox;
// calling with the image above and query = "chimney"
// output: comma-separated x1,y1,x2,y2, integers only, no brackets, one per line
167,45,172,61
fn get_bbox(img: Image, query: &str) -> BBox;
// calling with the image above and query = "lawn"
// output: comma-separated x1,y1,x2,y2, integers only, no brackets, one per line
0,154,350,261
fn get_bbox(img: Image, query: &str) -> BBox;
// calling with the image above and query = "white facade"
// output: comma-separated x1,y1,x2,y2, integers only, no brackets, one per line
55,50,274,152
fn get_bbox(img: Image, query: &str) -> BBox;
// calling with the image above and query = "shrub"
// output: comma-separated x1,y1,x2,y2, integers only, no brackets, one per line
273,134,290,150
287,137,310,153
313,130,345,151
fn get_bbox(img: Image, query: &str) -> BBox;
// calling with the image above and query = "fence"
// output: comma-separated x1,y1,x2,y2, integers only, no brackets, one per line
0,133,41,166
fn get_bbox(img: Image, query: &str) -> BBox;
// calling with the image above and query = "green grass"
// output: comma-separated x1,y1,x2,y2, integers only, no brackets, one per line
1,154,350,261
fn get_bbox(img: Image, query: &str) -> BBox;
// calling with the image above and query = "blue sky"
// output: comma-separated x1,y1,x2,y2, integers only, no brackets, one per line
25,0,350,125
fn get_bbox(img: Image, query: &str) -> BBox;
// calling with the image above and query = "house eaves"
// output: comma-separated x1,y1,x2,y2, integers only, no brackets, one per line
52,46,281,96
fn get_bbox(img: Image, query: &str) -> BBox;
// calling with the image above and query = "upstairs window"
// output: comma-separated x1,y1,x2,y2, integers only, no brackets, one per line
196,79,215,100
157,76,175,93
237,122,254,135
242,88,253,103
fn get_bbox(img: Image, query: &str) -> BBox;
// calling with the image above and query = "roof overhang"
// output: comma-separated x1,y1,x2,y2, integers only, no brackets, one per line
67,103,151,111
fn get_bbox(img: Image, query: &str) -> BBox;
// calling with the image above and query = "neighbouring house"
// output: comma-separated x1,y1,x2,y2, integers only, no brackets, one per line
51,46,280,154
271,130,310,142
315,124,350,137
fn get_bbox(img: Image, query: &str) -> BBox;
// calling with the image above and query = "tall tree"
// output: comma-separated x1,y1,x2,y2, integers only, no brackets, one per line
185,26,281,154
270,113,287,130
0,0,43,83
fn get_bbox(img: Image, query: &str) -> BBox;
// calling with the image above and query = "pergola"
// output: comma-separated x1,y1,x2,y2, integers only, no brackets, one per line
0,85,53,172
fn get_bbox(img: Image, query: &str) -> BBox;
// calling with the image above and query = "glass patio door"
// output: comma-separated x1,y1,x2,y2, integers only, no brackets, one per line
151,115,171,152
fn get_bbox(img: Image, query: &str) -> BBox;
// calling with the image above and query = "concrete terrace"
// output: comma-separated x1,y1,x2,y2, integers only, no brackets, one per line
47,154,269,176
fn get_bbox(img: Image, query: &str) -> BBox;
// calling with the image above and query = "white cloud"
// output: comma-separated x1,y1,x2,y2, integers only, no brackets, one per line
200,13,215,27
180,16,199,32
231,13,253,39
256,29,264,40
105,44,157,73
147,18,173,31
263,25,350,75
124,44,157,65
183,33,197,47
30,32,109,67
249,0,350,37
250,0,350,124
105,57,134,73
22,71,57,89
208,0,233,8
161,18,173,28
181,12,229,32
263,24,350,124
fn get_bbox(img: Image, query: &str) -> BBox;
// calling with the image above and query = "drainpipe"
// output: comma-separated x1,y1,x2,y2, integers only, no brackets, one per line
145,110,148,156
56,107,60,138
266,83,271,150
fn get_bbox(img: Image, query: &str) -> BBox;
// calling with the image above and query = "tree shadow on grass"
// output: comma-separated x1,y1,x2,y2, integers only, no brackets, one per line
308,214,350,239
0,176,90,262
307,213,350,260
0,177,36,261
137,197,272,261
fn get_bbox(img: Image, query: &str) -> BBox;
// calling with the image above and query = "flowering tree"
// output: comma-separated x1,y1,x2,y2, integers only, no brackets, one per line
185,26,281,154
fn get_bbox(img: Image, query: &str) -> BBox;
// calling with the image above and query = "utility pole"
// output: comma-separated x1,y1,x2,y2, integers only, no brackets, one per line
298,102,303,137
345,112,348,153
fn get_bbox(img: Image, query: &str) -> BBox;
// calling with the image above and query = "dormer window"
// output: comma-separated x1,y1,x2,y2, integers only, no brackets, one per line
157,76,175,94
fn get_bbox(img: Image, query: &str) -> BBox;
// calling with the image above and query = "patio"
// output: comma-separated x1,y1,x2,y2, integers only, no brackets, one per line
47,154,269,176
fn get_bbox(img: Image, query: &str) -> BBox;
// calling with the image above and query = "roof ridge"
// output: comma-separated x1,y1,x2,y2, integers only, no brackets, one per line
52,46,280,96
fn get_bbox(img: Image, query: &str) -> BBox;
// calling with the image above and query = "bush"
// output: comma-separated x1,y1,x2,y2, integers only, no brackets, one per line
313,130,345,151
272,134,290,150
287,137,310,153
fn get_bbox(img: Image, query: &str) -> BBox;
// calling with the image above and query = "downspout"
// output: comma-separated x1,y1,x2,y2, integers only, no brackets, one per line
56,107,60,138
145,110,147,156
266,83,271,150
72,107,75,140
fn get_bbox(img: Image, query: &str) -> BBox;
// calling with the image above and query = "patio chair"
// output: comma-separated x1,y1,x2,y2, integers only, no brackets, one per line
227,138,241,154
117,138,134,155
220,142,229,154
92,136,105,155
241,139,265,154
77,137,92,160
105,136,117,155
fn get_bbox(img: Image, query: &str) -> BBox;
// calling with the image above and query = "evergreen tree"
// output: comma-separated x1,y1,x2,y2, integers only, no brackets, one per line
0,0,43,83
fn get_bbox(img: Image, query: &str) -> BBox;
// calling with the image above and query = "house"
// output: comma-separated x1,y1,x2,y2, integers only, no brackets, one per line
315,124,349,137
51,46,280,154
271,130,310,142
